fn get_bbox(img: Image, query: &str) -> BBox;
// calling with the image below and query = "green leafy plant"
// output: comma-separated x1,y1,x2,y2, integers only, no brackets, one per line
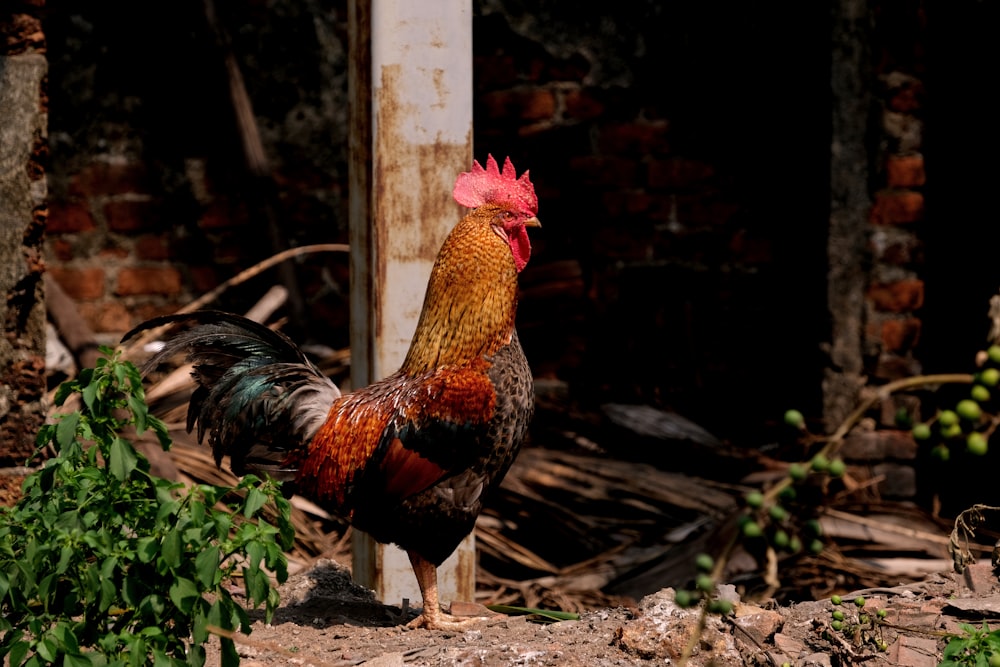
940,622,1000,667
0,348,295,666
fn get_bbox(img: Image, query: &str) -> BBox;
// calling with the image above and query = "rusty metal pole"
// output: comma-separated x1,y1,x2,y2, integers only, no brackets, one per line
347,0,475,608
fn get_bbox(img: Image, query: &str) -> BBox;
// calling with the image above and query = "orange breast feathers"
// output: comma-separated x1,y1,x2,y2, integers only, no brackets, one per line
291,357,498,510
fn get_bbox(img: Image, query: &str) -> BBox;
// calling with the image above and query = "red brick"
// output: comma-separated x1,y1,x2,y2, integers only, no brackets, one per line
0,13,44,56
728,230,773,265
886,80,925,114
70,161,150,197
881,317,921,352
199,198,249,230
872,233,923,266
115,267,183,297
568,156,638,188
98,246,129,260
49,238,74,261
602,191,655,217
481,88,556,122
874,352,921,381
47,266,105,300
868,279,924,312
104,199,159,233
134,234,172,261
648,158,714,189
597,121,670,156
563,88,605,121
474,54,518,89
47,200,95,234
870,190,924,225
886,155,925,188
188,266,221,293
79,302,132,334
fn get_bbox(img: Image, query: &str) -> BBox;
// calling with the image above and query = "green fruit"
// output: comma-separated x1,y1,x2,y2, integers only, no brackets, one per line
989,652,1000,667
784,409,805,428
769,505,789,522
931,444,951,461
674,589,693,607
940,422,963,439
988,345,1000,364
938,409,959,427
788,536,803,553
967,432,989,456
981,367,1000,387
695,573,714,592
830,620,843,631
972,384,991,402
828,458,846,477
772,529,790,549
876,608,888,619
708,599,732,615
695,553,714,572
956,399,982,421
779,486,797,502
831,594,842,605
854,596,866,607
805,518,823,536
832,610,845,621
911,423,932,440
811,453,830,472
745,490,764,508
809,538,824,554
788,463,807,481
742,520,763,538
894,408,913,428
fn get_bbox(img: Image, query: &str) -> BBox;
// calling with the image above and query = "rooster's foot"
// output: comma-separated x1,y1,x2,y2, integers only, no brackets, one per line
405,602,502,631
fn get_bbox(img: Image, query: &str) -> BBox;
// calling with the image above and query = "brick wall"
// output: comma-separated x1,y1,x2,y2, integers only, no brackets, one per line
39,1,951,459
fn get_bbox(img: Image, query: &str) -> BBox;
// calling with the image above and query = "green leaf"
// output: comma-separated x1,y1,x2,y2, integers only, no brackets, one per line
486,604,581,623
160,529,181,570
243,487,267,519
55,413,80,450
219,637,239,667
243,565,269,607
149,415,172,450
168,577,200,614
194,547,220,589
127,394,149,433
139,593,167,620
52,621,81,653
63,653,96,667
36,637,59,662
136,536,159,564
7,640,29,666
81,380,100,412
109,438,138,481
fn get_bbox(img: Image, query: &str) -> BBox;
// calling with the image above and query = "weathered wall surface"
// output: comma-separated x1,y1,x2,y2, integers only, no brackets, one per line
0,6,48,460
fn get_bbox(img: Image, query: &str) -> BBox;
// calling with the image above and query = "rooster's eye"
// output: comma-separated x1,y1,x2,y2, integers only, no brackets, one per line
494,211,514,226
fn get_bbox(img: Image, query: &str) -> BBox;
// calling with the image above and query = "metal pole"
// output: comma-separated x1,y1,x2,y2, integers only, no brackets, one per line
347,0,475,608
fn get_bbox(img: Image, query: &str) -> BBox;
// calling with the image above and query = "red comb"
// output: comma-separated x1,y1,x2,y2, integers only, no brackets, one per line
452,155,537,216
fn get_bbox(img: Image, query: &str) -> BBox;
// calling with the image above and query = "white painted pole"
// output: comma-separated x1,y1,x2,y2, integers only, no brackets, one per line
347,0,475,609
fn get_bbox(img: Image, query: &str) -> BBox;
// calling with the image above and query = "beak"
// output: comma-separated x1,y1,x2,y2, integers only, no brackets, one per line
524,216,541,228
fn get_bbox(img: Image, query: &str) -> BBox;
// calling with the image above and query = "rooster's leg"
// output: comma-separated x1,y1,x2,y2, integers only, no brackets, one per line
404,551,490,630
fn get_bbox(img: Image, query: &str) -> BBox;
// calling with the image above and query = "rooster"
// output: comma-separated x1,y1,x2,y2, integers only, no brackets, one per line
122,155,540,630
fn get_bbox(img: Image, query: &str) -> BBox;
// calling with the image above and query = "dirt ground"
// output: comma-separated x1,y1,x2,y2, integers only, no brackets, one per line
202,556,1000,667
